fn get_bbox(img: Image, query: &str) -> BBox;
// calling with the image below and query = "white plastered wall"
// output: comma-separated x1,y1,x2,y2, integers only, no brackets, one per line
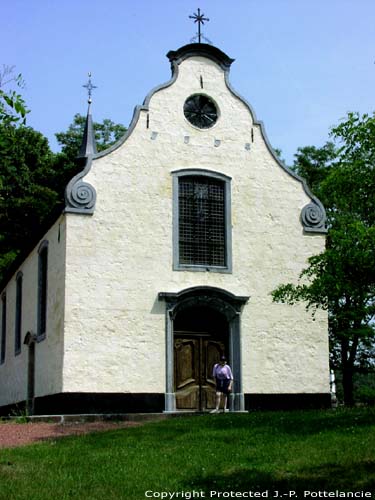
63,55,329,396
0,216,66,407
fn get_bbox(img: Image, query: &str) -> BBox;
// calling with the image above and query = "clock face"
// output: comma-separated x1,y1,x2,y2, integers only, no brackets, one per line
183,94,218,129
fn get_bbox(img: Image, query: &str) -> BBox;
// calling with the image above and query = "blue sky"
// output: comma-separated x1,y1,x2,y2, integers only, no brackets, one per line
3,0,374,164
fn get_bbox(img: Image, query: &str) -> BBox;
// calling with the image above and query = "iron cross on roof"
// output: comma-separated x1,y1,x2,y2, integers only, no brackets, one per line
189,8,210,44
83,72,97,104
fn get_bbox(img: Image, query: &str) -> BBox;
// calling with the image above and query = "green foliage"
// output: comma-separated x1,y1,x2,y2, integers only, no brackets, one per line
292,142,337,195
0,125,59,280
335,371,375,405
0,410,374,498
0,66,29,126
9,404,29,423
355,372,375,405
55,113,126,159
323,112,375,227
272,111,375,405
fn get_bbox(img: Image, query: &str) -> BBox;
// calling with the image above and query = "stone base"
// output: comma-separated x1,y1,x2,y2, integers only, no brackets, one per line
0,393,164,417
0,392,332,417
245,393,331,410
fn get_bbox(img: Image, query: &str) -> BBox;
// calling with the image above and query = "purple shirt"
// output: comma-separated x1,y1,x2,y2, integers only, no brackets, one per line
213,363,233,380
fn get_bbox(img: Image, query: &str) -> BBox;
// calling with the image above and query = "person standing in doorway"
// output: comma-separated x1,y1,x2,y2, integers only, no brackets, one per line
210,356,233,413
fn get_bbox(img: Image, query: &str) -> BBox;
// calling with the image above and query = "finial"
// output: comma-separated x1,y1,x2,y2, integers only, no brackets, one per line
82,72,97,104
78,72,97,158
189,8,211,44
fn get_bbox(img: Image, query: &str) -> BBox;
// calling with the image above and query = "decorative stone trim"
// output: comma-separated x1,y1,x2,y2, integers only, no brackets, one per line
301,200,327,233
159,286,249,318
68,42,327,233
167,43,235,71
223,68,328,234
93,65,180,159
65,157,97,215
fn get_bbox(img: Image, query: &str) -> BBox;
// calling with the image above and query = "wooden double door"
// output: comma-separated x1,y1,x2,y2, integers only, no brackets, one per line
174,332,226,411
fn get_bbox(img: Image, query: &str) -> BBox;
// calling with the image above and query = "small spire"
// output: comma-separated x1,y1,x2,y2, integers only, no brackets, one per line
78,73,97,158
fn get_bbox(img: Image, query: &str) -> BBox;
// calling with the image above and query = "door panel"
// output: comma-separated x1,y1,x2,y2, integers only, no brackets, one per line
175,339,198,389
201,340,226,410
174,338,200,409
174,333,227,411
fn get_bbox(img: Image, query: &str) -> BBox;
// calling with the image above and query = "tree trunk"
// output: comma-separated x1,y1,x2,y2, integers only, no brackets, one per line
342,364,355,406
340,334,355,406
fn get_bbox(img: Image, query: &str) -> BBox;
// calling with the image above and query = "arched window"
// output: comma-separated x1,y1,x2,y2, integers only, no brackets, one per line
1,293,6,365
173,170,232,272
15,272,23,355
37,241,48,339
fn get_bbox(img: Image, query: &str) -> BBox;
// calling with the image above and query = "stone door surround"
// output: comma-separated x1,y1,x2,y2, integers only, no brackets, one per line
159,286,249,412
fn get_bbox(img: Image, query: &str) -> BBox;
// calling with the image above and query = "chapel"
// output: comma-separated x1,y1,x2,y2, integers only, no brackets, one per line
0,35,330,415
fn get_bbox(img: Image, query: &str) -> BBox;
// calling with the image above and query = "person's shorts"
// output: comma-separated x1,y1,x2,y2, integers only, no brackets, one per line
216,378,231,395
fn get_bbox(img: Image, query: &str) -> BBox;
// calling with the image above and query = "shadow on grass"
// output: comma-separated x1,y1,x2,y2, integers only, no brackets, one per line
201,408,375,437
186,460,375,494
62,408,375,453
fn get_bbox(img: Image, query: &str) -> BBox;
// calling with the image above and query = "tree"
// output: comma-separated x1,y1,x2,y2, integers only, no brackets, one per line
0,65,28,126
0,124,58,279
291,142,337,195
272,112,375,406
55,113,127,159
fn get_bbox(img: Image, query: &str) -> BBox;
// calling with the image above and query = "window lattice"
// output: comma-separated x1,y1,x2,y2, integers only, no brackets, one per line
179,176,226,267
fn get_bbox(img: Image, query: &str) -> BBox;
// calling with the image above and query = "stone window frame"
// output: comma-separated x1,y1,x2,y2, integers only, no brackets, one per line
37,240,48,341
1,292,6,365
15,271,23,356
172,169,232,273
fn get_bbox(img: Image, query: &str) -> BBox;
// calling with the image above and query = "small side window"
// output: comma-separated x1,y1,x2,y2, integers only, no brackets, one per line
15,272,23,355
37,241,48,339
1,293,6,364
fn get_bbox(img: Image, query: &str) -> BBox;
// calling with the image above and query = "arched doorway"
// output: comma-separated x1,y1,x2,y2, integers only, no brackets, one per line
174,306,228,411
159,286,249,413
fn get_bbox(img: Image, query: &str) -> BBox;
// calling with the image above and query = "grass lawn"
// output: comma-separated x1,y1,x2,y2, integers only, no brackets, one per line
0,408,374,500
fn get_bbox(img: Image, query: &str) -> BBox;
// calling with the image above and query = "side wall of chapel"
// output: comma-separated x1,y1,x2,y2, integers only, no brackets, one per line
0,216,66,408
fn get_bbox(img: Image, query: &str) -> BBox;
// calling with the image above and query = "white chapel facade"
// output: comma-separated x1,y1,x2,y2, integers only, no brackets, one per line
0,43,330,415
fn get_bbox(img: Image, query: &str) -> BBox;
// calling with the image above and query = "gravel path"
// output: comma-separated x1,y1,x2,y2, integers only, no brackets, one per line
0,421,141,449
